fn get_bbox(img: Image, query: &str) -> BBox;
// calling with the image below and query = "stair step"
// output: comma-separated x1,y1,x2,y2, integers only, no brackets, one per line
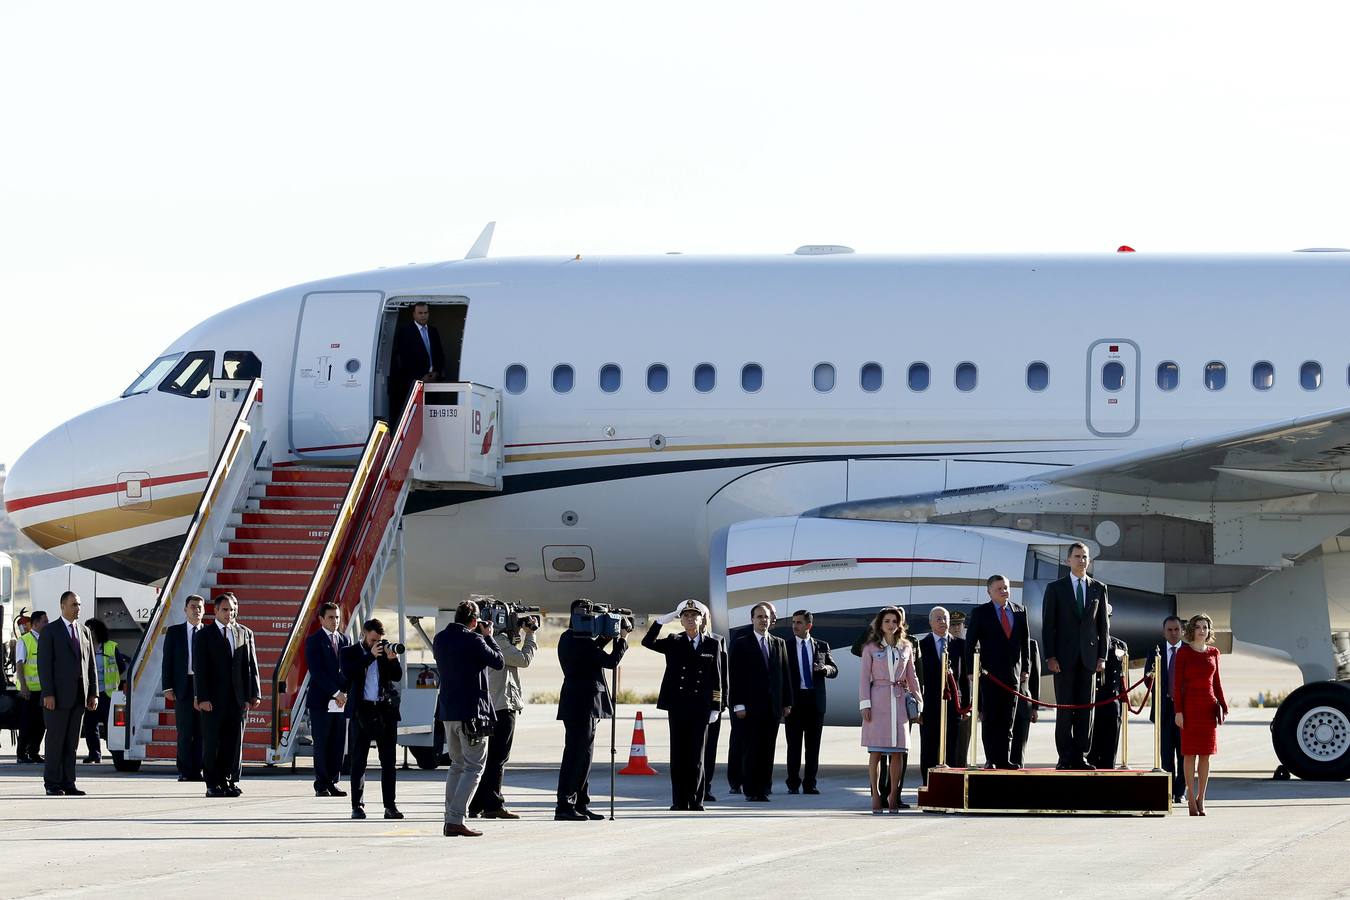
221,556,319,572
242,511,339,526
263,483,349,499
259,497,344,512
217,571,313,587
227,540,325,557
233,525,334,541
265,468,356,485
208,588,308,604
228,607,308,627
145,743,270,762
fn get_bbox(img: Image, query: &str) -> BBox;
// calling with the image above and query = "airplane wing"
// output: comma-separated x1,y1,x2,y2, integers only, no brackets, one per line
1037,405,1350,502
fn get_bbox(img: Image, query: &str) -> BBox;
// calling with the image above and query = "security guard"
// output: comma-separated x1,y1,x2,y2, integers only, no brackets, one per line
15,610,49,764
642,599,725,811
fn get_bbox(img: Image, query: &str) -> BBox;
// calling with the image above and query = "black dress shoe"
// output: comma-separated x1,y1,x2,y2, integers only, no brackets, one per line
384,808,404,820
205,788,227,798
30,755,44,764
467,809,482,818
985,762,999,770
82,755,101,764
804,787,820,795
225,784,242,797
352,806,367,819
327,786,347,797
787,786,799,795
178,775,192,782
669,804,687,811
554,807,587,821
704,793,718,802
577,807,604,820
44,787,64,796
63,787,87,796
689,803,706,812
747,794,770,802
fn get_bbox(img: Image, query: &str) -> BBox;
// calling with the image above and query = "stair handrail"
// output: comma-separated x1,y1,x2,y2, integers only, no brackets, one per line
124,379,264,742
269,418,391,749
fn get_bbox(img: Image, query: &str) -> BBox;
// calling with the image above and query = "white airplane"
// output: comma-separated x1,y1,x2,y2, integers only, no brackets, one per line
5,234,1350,779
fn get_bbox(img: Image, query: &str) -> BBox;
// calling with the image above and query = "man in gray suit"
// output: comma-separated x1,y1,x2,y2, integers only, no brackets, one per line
37,591,98,795
1041,542,1110,769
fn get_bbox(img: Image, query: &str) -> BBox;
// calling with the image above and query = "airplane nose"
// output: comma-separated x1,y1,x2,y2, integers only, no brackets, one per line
3,422,78,555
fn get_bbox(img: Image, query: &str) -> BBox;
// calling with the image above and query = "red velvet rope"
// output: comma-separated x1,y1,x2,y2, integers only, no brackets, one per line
980,670,1153,711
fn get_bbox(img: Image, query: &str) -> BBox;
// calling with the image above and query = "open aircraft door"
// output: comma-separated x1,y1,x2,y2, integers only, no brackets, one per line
1086,339,1140,436
289,291,384,459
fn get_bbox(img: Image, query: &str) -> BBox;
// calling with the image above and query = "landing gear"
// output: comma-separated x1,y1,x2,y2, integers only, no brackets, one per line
1270,681,1350,781
110,751,141,773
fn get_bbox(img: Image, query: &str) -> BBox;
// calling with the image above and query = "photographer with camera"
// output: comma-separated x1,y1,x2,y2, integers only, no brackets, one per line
642,599,725,812
339,619,404,820
555,598,631,821
433,600,504,837
469,603,539,820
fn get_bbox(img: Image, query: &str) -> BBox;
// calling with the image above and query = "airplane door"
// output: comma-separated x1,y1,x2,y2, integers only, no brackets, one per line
1086,339,1140,436
290,291,384,459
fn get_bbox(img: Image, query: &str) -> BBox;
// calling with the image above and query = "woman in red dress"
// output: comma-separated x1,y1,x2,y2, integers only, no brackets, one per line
1173,613,1228,815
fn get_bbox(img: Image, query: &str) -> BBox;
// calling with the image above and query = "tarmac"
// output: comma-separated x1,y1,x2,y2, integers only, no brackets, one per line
3,644,1347,899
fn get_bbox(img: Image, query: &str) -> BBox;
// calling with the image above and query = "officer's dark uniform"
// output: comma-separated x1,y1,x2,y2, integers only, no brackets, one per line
642,606,726,811
1087,636,1129,769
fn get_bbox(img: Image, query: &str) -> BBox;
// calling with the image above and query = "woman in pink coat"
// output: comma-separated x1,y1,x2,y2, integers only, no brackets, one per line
859,606,922,813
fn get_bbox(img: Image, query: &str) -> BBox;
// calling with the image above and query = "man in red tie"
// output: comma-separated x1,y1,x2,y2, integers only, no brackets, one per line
1041,543,1111,770
36,591,98,795
962,575,1031,769
304,602,350,797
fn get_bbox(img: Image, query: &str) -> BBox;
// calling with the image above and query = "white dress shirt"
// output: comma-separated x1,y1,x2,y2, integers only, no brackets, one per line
795,636,814,689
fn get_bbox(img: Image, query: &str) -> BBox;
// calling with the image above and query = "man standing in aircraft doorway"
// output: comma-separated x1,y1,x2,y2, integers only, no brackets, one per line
1041,543,1110,770
388,302,445,421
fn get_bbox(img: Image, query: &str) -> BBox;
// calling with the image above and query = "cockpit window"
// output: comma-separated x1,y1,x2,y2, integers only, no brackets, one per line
222,350,262,380
122,353,184,397
158,351,215,398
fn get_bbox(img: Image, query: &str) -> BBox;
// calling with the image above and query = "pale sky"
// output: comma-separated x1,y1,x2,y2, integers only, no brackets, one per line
3,1,1350,466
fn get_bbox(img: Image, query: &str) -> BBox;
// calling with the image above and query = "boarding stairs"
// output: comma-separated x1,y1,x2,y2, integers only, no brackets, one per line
114,380,501,769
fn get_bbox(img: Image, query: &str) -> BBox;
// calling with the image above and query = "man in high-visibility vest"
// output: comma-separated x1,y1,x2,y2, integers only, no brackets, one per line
15,610,49,764
81,618,126,764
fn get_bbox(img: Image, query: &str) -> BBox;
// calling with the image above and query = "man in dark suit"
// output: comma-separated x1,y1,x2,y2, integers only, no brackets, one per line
963,575,1031,770
1145,616,1186,802
1041,542,1111,769
1011,638,1042,768
555,599,629,820
193,593,262,797
388,302,445,419
341,618,404,820
160,594,206,782
1089,634,1130,770
918,606,968,784
434,600,504,837
37,592,98,795
784,609,837,795
728,602,792,802
642,599,725,811
701,626,729,803
303,602,350,798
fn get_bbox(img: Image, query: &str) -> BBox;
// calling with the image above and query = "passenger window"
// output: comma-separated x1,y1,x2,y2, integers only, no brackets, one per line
1301,361,1322,390
694,363,716,393
647,364,669,393
1102,361,1126,391
1026,362,1049,392
599,364,621,393
860,362,883,393
908,362,930,392
741,363,763,393
955,362,977,392
1157,361,1179,391
123,353,184,397
504,364,527,394
1252,361,1274,391
552,364,574,394
1204,361,1227,391
222,350,262,380
813,363,835,393
158,351,215,399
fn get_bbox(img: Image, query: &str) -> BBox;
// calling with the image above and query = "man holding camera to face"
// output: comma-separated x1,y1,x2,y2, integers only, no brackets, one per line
469,604,539,820
434,600,504,837
339,619,404,820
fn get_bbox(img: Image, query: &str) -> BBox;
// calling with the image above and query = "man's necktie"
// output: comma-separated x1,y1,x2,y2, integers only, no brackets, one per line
759,635,769,666
331,632,339,656
1076,578,1086,611
937,636,945,659
1000,606,1012,639
419,324,431,363
1168,646,1177,699
801,641,813,689
68,623,80,653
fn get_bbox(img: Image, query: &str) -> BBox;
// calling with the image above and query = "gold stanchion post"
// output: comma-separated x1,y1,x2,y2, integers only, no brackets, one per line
969,649,981,766
1119,651,1130,769
938,642,950,769
1151,647,1163,773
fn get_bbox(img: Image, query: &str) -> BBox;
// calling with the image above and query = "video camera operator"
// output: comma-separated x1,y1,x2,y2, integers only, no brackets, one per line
339,619,404,821
434,600,504,837
469,603,539,820
555,598,631,821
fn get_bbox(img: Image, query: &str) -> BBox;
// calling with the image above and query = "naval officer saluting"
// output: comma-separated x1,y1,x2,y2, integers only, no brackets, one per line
642,599,725,812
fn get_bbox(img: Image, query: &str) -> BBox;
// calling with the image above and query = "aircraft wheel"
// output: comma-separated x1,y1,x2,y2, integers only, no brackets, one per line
1271,681,1350,781
110,751,141,773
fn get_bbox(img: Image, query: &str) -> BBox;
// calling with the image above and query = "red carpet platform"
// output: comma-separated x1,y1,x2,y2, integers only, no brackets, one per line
918,767,1172,816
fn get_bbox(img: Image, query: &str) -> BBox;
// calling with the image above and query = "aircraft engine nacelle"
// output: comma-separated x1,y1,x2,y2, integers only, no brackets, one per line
708,516,1174,727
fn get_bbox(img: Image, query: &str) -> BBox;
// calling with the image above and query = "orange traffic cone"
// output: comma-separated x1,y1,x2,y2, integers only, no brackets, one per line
618,711,658,776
